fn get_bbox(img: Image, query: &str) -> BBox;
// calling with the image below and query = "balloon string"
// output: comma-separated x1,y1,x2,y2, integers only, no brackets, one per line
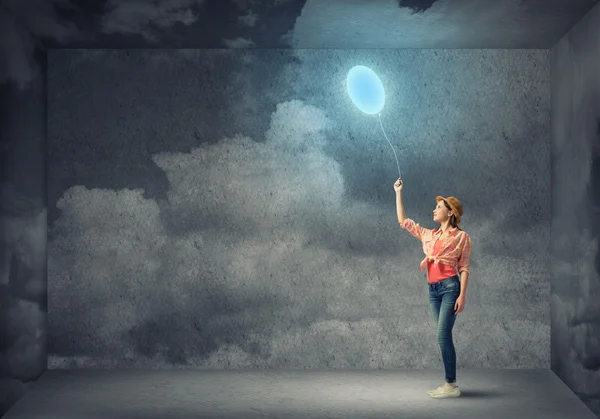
377,113,402,179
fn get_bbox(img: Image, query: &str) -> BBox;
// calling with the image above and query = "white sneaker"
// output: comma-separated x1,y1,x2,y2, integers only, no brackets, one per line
427,383,454,395
429,384,461,399
427,386,445,395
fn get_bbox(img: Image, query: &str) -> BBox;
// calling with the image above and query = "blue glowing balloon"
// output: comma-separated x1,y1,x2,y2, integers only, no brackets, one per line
346,65,385,115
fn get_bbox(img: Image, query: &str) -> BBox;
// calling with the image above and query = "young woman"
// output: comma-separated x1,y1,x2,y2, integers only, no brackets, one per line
393,177,472,399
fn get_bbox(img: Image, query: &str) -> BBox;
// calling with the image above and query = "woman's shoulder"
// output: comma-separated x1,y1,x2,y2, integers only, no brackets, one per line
453,226,467,235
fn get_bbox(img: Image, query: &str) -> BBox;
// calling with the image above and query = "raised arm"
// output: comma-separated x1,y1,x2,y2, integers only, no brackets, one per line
399,218,429,241
395,179,406,224
394,178,429,241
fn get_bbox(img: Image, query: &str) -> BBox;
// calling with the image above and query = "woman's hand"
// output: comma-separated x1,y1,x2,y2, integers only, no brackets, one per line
454,295,466,314
394,178,403,192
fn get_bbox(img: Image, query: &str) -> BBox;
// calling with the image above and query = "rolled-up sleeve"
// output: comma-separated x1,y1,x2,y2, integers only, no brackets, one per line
457,234,471,275
400,218,428,242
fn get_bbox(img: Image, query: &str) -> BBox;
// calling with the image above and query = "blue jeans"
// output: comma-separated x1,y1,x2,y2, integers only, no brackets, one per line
428,275,461,383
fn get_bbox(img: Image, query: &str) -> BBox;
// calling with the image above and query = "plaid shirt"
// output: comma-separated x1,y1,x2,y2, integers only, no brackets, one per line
400,218,471,275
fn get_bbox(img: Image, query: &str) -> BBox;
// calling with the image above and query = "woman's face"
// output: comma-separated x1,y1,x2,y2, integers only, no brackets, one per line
433,201,451,222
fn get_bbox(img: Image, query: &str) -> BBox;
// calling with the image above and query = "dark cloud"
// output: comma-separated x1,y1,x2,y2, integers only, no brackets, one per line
100,0,206,41
397,0,438,13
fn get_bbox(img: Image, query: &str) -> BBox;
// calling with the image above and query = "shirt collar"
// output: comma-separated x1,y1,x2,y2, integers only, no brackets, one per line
434,226,458,236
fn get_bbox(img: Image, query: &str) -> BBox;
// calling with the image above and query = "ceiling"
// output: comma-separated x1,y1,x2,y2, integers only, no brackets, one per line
3,0,600,50
291,0,600,48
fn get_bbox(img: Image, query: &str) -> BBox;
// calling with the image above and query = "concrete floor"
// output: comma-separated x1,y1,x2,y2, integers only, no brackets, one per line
3,369,597,419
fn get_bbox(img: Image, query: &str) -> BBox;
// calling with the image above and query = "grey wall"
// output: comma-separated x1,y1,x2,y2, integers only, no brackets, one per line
551,2,600,417
46,49,551,370
0,36,47,419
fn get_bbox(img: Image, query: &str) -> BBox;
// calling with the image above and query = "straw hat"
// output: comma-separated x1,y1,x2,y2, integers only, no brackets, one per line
436,195,463,225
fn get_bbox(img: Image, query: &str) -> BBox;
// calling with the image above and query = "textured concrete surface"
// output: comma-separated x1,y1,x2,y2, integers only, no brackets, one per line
46,49,550,370
550,2,600,417
3,369,598,419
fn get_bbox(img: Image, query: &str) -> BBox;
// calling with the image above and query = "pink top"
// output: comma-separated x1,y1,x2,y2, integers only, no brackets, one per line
427,239,458,283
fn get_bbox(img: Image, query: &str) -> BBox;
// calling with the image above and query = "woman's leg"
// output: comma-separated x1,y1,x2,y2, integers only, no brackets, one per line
428,284,441,325
437,278,460,384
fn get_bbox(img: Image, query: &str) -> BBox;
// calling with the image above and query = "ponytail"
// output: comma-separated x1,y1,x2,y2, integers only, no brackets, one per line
450,214,462,231
442,199,462,231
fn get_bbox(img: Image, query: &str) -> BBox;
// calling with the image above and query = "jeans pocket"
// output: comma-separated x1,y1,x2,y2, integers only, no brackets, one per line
442,279,459,290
